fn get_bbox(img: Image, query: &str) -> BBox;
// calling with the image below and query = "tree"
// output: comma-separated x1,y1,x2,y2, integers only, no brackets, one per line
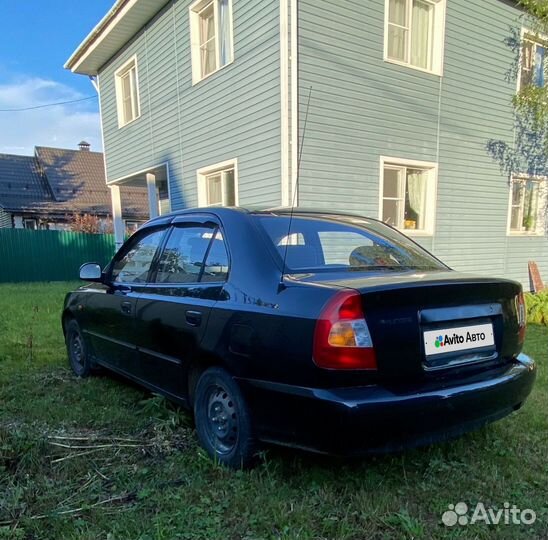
488,1,548,173
486,1,548,234
69,214,113,234
514,1,548,132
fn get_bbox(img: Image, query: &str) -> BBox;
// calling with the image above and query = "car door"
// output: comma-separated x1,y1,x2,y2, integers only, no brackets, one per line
134,217,230,397
84,226,167,377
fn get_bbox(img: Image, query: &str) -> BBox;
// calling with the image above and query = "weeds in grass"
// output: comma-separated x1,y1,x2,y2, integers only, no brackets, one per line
137,394,190,431
137,395,195,457
25,306,39,363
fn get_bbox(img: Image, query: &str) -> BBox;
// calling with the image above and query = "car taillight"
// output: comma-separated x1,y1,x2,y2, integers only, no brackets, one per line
313,290,377,370
516,292,527,346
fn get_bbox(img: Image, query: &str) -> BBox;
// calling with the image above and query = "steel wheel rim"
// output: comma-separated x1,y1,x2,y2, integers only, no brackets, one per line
204,383,238,455
70,331,85,372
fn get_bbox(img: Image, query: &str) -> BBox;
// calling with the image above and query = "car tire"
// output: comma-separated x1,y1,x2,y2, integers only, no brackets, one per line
194,366,257,469
65,319,93,378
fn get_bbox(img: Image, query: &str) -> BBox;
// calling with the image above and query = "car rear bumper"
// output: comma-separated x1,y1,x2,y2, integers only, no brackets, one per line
237,354,536,456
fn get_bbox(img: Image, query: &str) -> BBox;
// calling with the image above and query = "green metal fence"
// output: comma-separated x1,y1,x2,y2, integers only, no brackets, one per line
0,229,117,283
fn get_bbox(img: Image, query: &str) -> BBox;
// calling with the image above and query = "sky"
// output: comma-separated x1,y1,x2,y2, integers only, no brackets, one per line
0,0,114,155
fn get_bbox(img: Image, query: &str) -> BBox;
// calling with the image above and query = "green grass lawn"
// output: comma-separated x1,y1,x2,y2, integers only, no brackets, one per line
0,282,547,540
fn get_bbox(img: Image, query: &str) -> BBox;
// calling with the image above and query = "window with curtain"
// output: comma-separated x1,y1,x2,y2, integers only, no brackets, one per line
509,178,543,234
382,162,434,233
199,164,237,207
386,0,444,73
115,57,140,127
190,0,233,83
520,35,548,90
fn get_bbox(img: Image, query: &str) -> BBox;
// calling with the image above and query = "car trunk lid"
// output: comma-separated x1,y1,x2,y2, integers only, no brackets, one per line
295,270,523,380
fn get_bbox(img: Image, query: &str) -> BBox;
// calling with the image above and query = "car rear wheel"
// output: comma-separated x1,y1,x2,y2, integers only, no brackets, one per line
65,319,93,378
194,367,257,469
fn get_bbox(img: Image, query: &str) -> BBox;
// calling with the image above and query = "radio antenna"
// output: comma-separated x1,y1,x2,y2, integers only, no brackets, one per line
280,86,312,290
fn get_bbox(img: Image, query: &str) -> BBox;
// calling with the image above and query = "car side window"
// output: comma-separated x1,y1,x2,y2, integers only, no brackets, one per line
201,230,229,282
155,226,214,284
111,229,166,284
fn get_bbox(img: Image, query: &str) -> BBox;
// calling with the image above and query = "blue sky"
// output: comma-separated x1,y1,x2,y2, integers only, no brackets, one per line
0,0,114,155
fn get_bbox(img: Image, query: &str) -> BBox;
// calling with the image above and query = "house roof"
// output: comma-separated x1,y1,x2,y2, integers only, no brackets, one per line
65,0,171,75
0,146,149,219
0,154,53,213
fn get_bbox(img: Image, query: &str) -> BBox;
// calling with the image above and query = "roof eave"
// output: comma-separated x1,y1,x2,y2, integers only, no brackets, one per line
65,0,130,75
65,0,170,76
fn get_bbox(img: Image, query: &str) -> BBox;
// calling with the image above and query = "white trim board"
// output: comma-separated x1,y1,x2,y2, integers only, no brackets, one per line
290,0,299,207
280,0,290,206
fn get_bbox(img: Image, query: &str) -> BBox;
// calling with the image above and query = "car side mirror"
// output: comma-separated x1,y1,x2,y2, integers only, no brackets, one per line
79,263,103,282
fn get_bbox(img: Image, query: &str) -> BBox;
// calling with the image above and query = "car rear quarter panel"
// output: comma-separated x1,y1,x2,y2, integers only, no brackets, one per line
197,213,337,386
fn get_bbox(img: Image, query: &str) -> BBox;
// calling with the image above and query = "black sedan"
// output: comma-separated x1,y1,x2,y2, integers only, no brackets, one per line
62,208,535,468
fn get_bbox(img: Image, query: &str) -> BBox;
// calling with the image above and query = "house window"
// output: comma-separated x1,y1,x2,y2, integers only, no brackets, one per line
381,159,437,234
385,0,445,74
24,219,37,230
115,57,140,127
519,34,547,90
190,0,233,83
509,178,544,235
197,160,238,207
125,221,144,235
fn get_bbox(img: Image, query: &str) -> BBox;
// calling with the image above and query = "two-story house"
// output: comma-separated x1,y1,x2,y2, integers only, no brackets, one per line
66,0,548,288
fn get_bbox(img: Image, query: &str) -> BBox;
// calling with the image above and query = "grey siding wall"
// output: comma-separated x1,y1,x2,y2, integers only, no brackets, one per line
98,0,281,209
0,208,11,228
298,0,548,288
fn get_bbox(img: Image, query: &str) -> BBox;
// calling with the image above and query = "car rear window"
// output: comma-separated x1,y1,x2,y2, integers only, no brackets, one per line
254,213,446,272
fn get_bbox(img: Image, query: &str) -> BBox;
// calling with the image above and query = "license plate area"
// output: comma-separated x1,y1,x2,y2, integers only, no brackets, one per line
423,321,496,371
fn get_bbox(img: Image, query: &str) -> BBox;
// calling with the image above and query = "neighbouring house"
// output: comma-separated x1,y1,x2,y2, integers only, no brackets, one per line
66,0,548,288
0,142,149,233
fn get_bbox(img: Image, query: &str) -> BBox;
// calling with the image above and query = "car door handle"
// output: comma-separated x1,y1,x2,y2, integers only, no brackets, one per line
121,301,133,316
185,310,202,327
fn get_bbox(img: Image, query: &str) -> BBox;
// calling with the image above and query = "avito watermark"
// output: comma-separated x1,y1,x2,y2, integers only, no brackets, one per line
442,502,536,527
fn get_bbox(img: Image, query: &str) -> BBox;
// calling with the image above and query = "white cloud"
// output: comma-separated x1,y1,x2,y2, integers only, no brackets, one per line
0,77,102,155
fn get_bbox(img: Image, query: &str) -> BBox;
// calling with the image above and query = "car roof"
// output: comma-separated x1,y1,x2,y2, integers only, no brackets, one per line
144,206,378,227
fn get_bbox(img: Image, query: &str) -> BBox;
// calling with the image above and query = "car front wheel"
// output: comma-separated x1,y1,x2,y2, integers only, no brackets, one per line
65,319,93,378
194,367,257,469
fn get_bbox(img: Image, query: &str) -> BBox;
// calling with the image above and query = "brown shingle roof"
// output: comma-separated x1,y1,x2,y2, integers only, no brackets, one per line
0,154,53,212
0,146,149,219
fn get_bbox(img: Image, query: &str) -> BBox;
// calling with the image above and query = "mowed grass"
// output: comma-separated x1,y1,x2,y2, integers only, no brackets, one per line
0,282,547,540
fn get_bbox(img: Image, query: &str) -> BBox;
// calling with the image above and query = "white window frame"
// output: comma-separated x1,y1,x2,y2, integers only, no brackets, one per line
189,0,234,85
197,159,239,207
517,28,548,92
114,55,141,128
383,0,446,76
507,176,546,236
379,156,438,236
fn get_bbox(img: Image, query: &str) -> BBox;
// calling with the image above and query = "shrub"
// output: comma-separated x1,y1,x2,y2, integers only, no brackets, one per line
524,291,548,325
69,213,113,234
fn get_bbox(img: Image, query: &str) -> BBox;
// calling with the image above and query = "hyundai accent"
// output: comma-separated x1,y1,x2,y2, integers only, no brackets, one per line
62,208,535,468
